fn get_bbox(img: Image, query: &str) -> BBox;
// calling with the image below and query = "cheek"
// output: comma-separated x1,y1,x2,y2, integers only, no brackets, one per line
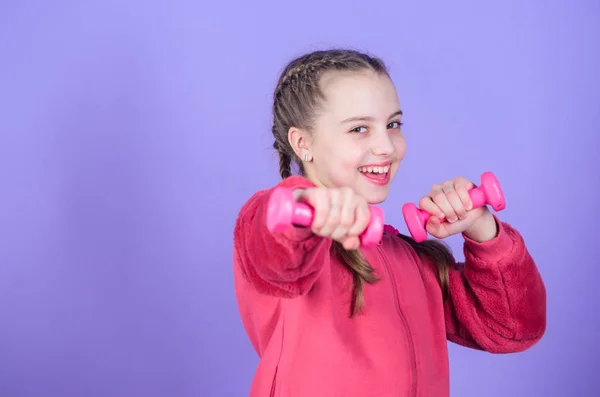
327,147,363,177
395,136,407,158
340,147,365,169
326,140,361,162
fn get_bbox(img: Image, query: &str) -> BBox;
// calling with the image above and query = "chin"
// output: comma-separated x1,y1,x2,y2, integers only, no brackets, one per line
364,191,390,205
354,184,391,205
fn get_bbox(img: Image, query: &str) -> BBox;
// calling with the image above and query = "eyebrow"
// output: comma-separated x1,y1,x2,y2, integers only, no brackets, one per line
341,110,403,124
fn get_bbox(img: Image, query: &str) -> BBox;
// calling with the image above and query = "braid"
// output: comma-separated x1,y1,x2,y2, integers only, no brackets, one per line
275,57,342,99
273,138,292,179
275,50,385,100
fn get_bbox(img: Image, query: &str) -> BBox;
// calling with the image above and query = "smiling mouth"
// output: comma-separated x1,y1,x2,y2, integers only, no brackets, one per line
357,165,390,174
357,164,392,185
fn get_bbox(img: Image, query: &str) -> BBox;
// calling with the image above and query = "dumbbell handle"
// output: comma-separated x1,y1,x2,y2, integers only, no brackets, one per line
402,171,505,242
267,187,384,248
420,185,491,224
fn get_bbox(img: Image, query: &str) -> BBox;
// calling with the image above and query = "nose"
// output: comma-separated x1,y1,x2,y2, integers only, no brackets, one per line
370,129,396,157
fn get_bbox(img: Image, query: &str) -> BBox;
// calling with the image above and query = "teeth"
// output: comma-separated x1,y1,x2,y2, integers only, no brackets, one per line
358,165,390,174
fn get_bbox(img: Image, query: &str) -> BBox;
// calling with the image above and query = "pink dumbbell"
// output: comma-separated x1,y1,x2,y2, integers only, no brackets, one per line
267,187,385,248
401,171,506,242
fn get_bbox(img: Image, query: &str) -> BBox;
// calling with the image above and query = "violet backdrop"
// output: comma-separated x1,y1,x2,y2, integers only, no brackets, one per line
1,1,598,396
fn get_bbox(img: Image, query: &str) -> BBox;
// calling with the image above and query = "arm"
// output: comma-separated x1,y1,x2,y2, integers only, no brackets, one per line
233,176,332,298
443,215,547,353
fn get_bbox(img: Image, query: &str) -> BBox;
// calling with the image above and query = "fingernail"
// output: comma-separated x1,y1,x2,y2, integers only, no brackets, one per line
449,217,458,223
438,213,445,219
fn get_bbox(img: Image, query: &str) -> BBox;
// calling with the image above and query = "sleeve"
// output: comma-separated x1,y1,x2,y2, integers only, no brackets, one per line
232,176,333,298
443,215,547,353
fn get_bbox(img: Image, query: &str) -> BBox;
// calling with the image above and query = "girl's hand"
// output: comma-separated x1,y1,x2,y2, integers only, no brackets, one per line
418,176,498,242
294,186,371,250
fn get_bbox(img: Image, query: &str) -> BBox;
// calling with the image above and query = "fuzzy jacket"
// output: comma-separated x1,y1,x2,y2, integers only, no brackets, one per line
233,176,546,397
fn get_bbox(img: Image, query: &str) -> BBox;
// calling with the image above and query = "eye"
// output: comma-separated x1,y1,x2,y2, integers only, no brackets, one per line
350,126,368,133
387,121,403,129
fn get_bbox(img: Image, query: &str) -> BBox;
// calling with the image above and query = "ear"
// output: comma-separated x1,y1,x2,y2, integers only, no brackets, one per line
287,127,312,160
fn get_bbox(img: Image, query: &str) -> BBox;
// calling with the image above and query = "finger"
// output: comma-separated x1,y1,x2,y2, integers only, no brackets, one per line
347,199,371,237
330,189,355,240
432,183,458,223
454,176,475,191
341,236,360,250
302,188,329,230
318,189,342,237
454,181,473,211
418,195,445,221
425,215,450,239
442,181,467,221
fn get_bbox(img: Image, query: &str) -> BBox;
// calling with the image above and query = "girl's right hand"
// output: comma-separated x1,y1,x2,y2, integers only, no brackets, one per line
294,186,371,250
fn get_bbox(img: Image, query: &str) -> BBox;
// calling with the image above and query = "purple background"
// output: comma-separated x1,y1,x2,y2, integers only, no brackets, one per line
1,1,598,396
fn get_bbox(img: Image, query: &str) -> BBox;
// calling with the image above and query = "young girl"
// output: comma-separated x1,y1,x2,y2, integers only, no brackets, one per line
233,49,546,397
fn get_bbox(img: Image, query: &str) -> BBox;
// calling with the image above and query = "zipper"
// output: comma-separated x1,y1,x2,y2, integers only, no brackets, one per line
270,366,278,397
377,245,417,397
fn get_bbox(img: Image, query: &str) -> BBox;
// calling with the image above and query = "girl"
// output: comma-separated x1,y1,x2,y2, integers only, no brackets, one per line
233,49,546,397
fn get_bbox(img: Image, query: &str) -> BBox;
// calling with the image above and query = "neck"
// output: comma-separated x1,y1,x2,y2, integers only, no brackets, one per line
302,167,325,187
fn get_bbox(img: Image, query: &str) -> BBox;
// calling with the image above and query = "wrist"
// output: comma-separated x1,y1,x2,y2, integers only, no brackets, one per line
463,209,498,242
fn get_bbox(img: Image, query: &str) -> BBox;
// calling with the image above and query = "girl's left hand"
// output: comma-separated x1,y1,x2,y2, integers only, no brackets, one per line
418,176,498,242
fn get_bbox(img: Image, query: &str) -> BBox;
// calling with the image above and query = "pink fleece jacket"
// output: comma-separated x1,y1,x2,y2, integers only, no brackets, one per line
233,176,546,397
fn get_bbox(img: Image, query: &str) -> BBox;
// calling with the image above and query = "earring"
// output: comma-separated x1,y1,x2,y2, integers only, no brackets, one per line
304,153,310,162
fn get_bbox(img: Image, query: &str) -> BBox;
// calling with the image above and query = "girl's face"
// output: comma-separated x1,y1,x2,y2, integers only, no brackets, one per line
291,70,406,204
